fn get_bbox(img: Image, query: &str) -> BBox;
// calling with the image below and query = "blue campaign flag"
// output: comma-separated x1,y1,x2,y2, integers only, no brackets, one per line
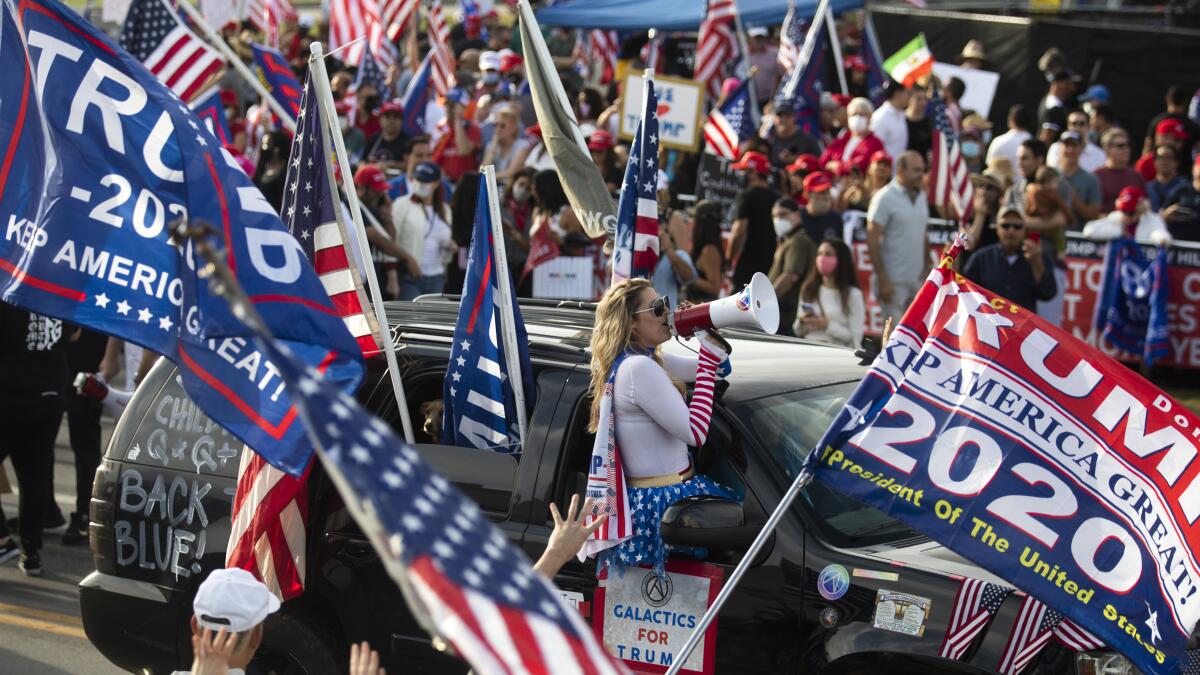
191,87,233,146
774,8,827,135
401,51,434,137
861,13,889,106
441,179,533,452
0,0,362,475
250,42,302,122
1094,237,1170,366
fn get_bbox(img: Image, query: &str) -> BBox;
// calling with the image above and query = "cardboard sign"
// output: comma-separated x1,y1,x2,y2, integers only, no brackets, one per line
693,154,743,207
930,63,1000,120
620,73,706,153
532,256,594,300
594,560,723,674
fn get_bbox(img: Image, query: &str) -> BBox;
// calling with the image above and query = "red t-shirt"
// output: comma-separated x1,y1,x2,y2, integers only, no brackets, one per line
433,122,482,182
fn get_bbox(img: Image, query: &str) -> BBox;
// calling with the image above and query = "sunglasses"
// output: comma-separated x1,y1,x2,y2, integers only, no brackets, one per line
998,222,1026,230
632,295,670,318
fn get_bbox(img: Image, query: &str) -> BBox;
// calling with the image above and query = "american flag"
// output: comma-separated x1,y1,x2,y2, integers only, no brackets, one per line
234,329,627,675
929,87,974,222
329,0,392,67
703,76,753,160
996,595,1103,675
380,0,418,43
227,74,383,598
589,30,619,83
354,46,395,101
441,178,533,452
427,3,457,98
118,0,224,103
611,75,661,283
773,5,826,135
694,0,737,101
246,0,296,48
777,0,806,74
939,578,1012,661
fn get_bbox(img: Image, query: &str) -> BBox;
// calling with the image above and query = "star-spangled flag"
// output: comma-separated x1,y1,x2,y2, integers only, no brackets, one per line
250,42,303,122
929,87,974,221
229,324,626,675
354,45,394,102
777,0,806,73
191,87,233,146
997,596,1067,675
119,0,224,103
774,5,827,135
694,0,737,100
703,76,753,160
939,577,1013,661
427,2,456,98
2,0,363,476
611,75,660,284
442,179,533,452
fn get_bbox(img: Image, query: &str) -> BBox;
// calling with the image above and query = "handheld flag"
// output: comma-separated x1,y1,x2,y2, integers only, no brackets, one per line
119,0,224,103
861,13,890,105
1095,238,1170,365
427,2,457,98
777,0,806,74
801,238,1200,675
611,75,661,284
929,87,974,221
191,87,233,146
442,179,534,452
400,51,434,137
939,578,1012,661
703,76,754,160
1,0,363,476
774,6,827,135
251,42,303,122
883,34,934,88
694,0,737,101
354,46,395,102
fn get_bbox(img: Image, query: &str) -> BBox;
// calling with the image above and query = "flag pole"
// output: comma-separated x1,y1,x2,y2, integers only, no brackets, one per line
823,0,849,95
729,0,759,116
309,41,417,445
481,165,528,447
175,0,297,131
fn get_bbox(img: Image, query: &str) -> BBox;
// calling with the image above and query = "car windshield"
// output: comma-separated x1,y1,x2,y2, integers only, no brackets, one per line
733,384,918,545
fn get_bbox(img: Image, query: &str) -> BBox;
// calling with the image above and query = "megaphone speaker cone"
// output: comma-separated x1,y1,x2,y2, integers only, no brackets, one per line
670,272,780,336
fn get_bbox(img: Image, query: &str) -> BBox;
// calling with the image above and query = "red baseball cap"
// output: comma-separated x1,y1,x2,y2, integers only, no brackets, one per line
354,164,389,193
219,89,238,108
525,124,542,139
731,150,771,175
587,130,614,151
870,150,892,165
1115,186,1144,214
499,51,524,73
1156,118,1188,140
380,100,404,115
803,171,833,193
844,55,869,73
831,93,852,107
787,153,820,173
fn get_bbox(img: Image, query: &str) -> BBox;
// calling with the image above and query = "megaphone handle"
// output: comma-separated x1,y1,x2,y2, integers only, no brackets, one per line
703,329,732,356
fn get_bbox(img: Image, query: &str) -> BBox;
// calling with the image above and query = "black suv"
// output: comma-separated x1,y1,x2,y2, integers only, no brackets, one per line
81,297,1094,674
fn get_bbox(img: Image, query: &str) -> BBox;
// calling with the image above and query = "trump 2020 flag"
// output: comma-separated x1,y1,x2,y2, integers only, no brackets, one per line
225,327,625,674
441,179,533,452
191,87,233,146
1094,237,1170,366
800,238,1200,675
611,74,660,284
774,5,826,135
251,42,303,122
0,0,362,476
401,51,433,137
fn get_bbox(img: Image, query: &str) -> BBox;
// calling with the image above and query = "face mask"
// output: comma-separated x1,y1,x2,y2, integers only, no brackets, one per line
773,217,793,238
817,255,838,276
961,141,981,158
512,185,530,202
482,72,500,86
848,115,869,134
579,102,592,118
412,182,435,199
364,96,380,111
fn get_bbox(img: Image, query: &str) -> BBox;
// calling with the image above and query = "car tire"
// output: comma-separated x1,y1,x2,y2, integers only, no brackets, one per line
251,607,345,675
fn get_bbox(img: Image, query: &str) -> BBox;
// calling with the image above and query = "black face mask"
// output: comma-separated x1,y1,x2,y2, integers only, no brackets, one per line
364,96,380,111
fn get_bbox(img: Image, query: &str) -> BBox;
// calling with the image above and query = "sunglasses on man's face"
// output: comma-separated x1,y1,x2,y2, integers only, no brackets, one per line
632,295,670,318
999,222,1026,230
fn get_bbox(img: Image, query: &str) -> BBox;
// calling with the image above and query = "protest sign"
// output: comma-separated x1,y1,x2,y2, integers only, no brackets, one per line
620,73,705,152
693,154,743,206
931,63,1000,119
808,243,1200,674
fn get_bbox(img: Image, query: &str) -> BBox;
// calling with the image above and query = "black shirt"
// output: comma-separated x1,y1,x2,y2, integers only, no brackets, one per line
0,301,70,401
1164,183,1200,241
732,185,780,288
906,116,932,157
363,131,408,165
768,127,822,167
800,209,843,244
962,244,1057,311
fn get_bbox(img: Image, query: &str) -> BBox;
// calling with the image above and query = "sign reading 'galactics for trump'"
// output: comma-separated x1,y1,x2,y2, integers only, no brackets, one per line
807,249,1200,674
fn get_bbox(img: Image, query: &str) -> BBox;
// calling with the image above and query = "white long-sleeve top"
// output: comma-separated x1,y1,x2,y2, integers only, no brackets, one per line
795,286,866,349
613,345,722,479
870,102,908,161
1081,211,1172,246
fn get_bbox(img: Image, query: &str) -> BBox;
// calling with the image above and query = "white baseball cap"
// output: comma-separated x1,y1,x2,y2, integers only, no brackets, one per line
479,50,501,72
747,27,768,38
193,568,281,633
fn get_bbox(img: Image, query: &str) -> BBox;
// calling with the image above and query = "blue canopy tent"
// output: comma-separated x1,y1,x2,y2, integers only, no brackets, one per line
535,0,865,31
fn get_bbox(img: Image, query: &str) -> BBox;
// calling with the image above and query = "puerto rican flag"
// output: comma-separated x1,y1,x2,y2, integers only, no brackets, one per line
611,74,661,284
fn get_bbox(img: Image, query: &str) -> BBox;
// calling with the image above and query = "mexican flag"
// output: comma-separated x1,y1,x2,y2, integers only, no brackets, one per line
883,34,934,87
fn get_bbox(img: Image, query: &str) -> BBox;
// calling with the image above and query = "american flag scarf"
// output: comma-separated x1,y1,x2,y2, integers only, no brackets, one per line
581,348,643,560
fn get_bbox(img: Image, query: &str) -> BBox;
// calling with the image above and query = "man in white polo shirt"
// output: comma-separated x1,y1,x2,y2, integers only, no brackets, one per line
867,150,930,324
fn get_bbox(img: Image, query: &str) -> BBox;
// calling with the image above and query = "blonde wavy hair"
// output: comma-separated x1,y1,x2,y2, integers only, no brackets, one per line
589,279,683,432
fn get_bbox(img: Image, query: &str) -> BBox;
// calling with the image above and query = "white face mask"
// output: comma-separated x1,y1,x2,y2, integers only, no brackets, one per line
848,115,869,134
512,185,530,202
773,217,793,238
412,182,435,199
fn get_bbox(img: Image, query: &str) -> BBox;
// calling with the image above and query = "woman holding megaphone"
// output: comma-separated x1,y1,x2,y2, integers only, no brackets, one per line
584,275,777,577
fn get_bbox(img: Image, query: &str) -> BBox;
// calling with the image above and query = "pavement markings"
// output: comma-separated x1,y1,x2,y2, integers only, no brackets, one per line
0,600,86,639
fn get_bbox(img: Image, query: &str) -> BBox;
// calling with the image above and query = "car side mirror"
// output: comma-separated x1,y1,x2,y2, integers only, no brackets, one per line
660,496,761,551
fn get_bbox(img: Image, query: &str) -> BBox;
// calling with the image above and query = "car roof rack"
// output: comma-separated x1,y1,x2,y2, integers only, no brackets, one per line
412,294,598,313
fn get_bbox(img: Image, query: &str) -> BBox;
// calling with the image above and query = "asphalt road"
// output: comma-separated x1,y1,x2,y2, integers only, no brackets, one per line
0,416,128,675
